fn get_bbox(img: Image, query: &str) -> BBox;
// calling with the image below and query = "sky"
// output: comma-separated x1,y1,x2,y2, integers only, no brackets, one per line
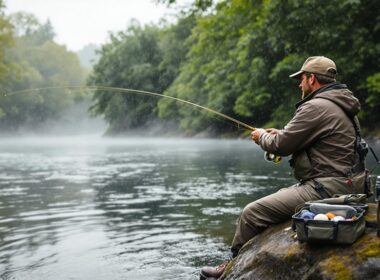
4,0,176,51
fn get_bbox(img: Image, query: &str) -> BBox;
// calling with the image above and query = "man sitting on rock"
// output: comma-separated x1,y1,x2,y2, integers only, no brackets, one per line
200,56,368,279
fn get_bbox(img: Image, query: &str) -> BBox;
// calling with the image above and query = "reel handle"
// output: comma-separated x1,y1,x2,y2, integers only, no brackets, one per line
264,152,282,164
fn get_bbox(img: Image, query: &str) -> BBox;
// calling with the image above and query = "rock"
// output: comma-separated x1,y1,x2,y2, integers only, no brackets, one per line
221,204,380,280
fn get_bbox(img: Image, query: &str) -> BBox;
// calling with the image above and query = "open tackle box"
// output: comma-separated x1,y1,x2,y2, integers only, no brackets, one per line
292,200,367,244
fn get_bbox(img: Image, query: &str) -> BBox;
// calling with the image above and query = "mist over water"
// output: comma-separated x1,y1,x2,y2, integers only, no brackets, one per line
0,136,378,279
4,99,108,137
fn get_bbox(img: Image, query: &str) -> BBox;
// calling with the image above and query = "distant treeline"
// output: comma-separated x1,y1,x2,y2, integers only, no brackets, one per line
1,0,379,136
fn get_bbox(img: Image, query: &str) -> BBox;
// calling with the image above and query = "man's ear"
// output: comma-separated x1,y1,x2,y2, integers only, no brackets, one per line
309,74,316,84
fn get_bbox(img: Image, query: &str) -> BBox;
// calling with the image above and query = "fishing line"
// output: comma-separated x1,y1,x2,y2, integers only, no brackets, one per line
3,85,282,163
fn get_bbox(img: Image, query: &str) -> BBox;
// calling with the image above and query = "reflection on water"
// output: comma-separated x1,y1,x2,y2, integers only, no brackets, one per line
1,137,377,279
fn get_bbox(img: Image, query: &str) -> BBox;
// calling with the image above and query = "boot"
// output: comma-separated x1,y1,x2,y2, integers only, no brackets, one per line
200,261,229,280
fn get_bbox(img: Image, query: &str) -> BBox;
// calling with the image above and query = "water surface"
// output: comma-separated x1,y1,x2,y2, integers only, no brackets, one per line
0,137,377,279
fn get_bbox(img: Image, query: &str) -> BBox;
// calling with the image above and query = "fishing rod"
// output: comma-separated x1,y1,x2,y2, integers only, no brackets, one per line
5,85,255,131
3,85,282,163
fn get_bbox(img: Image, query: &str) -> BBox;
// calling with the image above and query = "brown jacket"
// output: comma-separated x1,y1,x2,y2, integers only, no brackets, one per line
259,83,361,181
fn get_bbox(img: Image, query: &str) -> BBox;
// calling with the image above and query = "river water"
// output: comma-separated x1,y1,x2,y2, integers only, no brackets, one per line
0,137,378,279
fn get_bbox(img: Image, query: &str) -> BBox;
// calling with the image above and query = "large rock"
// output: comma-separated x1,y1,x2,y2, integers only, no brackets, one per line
221,204,380,280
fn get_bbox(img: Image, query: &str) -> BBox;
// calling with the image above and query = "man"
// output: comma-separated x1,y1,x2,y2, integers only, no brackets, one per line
200,56,367,279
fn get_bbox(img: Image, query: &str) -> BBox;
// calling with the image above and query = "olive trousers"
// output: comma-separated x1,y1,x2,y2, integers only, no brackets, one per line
231,173,366,257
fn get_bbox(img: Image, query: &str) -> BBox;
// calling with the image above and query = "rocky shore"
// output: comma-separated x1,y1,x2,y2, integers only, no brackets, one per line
220,204,380,280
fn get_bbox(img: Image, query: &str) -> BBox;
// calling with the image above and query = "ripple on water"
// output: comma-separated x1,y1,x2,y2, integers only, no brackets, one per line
18,208,106,222
0,187,28,196
201,207,242,216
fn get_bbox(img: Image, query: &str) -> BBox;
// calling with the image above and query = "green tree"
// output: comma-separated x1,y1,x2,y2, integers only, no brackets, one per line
89,22,165,134
0,12,86,132
252,0,380,128
0,0,14,87
156,0,214,12
90,0,380,136
364,73,380,128
162,0,380,134
156,15,197,128
160,1,267,134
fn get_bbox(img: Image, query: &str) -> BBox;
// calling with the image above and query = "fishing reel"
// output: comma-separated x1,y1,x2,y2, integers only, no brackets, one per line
264,152,282,164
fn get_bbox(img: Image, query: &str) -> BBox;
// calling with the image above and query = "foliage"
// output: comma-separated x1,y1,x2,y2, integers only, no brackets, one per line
363,73,380,127
89,22,164,133
89,17,196,134
0,0,14,88
156,15,197,126
0,12,86,132
159,0,380,133
92,0,380,136
156,0,214,12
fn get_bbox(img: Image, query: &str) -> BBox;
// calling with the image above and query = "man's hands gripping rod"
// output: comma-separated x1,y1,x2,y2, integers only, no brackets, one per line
251,128,282,163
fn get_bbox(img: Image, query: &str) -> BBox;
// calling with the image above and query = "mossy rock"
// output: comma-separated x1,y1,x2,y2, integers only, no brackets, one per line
221,204,380,280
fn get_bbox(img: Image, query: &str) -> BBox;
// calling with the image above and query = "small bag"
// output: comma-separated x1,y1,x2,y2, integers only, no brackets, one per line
292,201,366,244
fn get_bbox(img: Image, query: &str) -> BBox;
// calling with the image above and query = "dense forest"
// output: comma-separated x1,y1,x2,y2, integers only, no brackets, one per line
1,0,379,136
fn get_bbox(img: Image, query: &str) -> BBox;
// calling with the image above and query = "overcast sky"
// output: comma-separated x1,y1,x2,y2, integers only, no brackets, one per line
5,0,176,51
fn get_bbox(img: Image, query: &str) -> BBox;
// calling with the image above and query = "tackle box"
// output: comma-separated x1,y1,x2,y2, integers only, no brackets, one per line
292,203,366,244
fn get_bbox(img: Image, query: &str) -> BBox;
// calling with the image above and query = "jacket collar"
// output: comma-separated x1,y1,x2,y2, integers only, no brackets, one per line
295,82,347,108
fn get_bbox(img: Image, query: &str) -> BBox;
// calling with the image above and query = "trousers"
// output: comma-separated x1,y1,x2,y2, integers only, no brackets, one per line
231,172,366,256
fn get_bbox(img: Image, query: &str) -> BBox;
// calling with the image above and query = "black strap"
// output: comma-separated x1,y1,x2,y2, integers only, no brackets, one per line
351,117,368,163
312,180,331,199
332,222,339,240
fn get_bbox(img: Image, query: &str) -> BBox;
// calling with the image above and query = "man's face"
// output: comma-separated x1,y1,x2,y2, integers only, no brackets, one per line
299,73,313,99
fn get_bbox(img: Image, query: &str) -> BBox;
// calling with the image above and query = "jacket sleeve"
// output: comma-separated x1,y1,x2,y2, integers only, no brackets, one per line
259,101,324,156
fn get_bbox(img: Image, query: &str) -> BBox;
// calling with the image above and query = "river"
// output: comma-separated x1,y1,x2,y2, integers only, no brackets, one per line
0,137,378,279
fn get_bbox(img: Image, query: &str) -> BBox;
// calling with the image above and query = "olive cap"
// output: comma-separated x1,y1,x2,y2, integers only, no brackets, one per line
289,56,337,79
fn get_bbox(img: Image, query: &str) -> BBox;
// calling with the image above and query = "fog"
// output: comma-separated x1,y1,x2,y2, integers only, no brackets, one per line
32,101,107,136
0,97,107,137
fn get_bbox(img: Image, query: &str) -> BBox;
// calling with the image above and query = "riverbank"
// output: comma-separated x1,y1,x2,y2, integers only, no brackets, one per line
221,204,380,280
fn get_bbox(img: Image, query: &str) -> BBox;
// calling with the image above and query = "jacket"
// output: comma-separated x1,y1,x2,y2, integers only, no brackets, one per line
259,83,361,181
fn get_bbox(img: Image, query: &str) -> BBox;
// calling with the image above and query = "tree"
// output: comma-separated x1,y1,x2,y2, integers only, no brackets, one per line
89,22,165,134
9,12,55,42
156,0,214,12
156,15,197,126
0,12,86,132
160,0,380,133
91,0,380,136
159,1,267,134
0,0,14,87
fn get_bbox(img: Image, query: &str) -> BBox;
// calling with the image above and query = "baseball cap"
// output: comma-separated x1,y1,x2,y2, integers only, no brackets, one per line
289,56,337,79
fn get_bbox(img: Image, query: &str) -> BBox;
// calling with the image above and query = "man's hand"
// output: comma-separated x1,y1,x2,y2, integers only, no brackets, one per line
265,128,279,135
251,128,267,144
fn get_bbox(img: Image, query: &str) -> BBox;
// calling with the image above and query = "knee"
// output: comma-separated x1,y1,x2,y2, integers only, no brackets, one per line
241,202,259,222
239,201,271,230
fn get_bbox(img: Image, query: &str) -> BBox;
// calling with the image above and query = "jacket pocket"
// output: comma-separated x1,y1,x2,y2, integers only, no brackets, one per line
292,150,314,181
